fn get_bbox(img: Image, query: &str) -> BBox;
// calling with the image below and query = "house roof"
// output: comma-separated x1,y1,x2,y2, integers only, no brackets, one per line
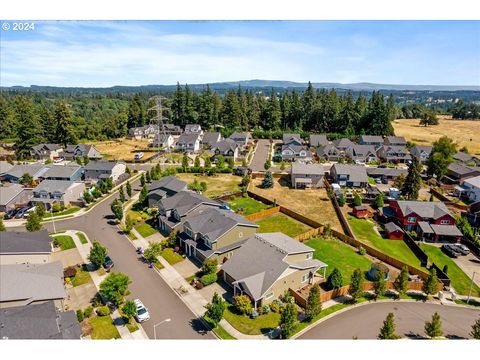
395,201,451,220
411,145,433,156
4,163,49,180
316,144,340,157
0,229,52,254
359,135,384,143
464,175,480,189
418,221,434,233
0,301,81,339
283,133,302,144
385,136,407,145
185,124,202,132
345,144,376,158
212,139,238,153
453,152,477,163
31,144,61,153
384,222,403,233
430,224,463,237
0,161,14,175
148,176,187,196
229,132,250,140
447,163,480,177
42,164,82,179
366,167,408,177
221,233,326,300
202,132,221,145
0,261,66,303
281,144,310,154
83,160,123,171
159,191,220,216
332,164,368,183
0,183,25,206
177,132,201,144
291,162,324,175
333,138,355,149
309,134,328,147
33,180,80,194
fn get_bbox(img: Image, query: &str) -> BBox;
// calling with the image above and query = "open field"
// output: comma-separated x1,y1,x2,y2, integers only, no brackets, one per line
89,138,151,161
256,213,312,238
392,118,480,155
250,177,343,232
176,173,241,198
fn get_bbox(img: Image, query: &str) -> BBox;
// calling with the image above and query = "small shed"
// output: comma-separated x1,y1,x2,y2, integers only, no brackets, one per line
384,222,404,240
352,205,370,219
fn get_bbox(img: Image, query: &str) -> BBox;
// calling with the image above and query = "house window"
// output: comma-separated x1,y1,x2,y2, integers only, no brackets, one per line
407,217,416,223
301,274,309,283
265,291,274,300
440,220,450,225
185,227,193,238
305,253,312,260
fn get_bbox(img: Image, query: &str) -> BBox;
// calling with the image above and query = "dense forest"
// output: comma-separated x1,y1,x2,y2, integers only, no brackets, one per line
0,82,479,159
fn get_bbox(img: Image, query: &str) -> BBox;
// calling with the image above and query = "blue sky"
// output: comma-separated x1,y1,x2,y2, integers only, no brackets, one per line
1,20,479,87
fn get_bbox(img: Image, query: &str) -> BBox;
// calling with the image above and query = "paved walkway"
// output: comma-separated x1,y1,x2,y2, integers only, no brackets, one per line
66,230,149,340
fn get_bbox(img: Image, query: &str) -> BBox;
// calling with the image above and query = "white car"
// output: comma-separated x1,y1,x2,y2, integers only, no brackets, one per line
134,299,150,323
134,152,144,160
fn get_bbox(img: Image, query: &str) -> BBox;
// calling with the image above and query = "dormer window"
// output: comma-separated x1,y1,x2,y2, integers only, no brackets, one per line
306,253,312,260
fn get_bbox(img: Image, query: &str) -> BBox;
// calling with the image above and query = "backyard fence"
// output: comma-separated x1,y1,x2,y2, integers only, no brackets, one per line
245,206,281,221
430,187,469,211
294,227,324,242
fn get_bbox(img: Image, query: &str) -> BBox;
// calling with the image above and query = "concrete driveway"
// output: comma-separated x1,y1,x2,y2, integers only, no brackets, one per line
298,302,480,339
249,139,271,172
453,252,480,287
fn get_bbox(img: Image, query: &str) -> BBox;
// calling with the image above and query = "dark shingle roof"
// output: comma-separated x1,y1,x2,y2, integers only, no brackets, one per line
384,222,403,233
0,229,52,254
395,201,451,220
83,160,122,171
43,164,82,179
148,176,187,196
291,162,324,175
309,134,328,147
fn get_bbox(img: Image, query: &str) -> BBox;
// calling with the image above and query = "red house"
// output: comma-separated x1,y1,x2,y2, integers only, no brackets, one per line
352,205,371,219
384,222,404,240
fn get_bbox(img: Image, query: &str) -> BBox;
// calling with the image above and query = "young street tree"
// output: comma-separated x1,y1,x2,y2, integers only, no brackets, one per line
88,241,107,269
373,269,387,299
305,283,322,320
402,155,422,200
140,173,146,187
121,300,137,324
374,193,384,209
422,268,438,298
26,212,42,232
280,303,298,339
143,242,163,265
99,272,132,307
327,268,343,290
124,215,133,234
378,313,399,339
204,292,225,327
425,312,443,338
110,199,123,222
349,268,365,302
118,185,126,203
393,267,409,297
182,154,189,170
126,181,132,198
145,171,151,183
35,202,46,218
139,185,148,205
471,317,480,339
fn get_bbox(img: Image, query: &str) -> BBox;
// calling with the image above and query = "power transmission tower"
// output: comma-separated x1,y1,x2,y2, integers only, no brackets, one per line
148,95,170,158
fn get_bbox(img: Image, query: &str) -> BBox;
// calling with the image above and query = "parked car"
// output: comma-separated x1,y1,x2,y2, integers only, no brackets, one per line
375,177,382,184
451,243,470,256
103,255,114,271
381,176,388,184
14,207,29,219
441,244,461,258
134,299,150,323
23,206,37,218
134,152,144,160
4,208,18,219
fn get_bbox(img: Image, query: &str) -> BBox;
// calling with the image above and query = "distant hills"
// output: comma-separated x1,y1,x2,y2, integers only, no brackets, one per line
2,80,479,93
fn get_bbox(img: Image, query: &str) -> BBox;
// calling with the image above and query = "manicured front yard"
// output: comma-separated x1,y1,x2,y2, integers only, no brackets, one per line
305,237,373,283
419,244,480,297
52,235,76,251
161,248,184,265
176,173,241,198
135,223,157,238
76,232,88,244
223,304,280,335
127,209,151,224
71,268,92,287
228,196,269,215
213,324,237,339
347,215,425,271
88,316,121,339
256,213,312,238
43,207,81,219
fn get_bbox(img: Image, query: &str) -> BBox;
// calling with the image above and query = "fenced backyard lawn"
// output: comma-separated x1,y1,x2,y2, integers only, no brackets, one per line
228,196,269,215
176,173,241,198
256,213,312,238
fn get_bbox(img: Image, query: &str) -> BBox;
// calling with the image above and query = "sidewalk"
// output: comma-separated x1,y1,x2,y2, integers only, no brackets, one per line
66,230,149,340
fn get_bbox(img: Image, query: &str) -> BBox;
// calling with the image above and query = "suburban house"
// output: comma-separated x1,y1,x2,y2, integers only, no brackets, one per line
201,132,222,148
290,162,325,189
309,134,328,148
376,145,411,163
316,144,342,162
453,152,480,166
384,136,407,146
330,164,368,188
83,160,126,182
147,176,188,208
332,138,355,151
211,139,239,161
181,207,259,263
344,144,377,164
366,167,408,181
42,164,83,181
455,175,480,203
151,133,175,149
162,123,182,135
0,161,14,178
359,135,384,148
229,132,251,149
384,222,404,240
157,191,222,234
30,144,63,160
0,183,33,212
410,145,433,163
388,200,462,241
2,163,49,183
0,301,82,339
61,144,102,160
281,144,312,162
283,133,303,146
176,132,201,153
31,180,85,209
184,124,203,135
0,261,66,308
445,163,480,184
128,124,157,140
0,230,53,265
221,233,328,309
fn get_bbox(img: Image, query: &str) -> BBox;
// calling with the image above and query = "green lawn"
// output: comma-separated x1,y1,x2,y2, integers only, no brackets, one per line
52,235,76,251
43,207,81,219
213,324,237,339
76,232,88,244
368,177,376,185
223,304,280,335
228,196,269,216
72,269,92,287
256,213,311,238
419,244,480,297
126,209,151,224
88,316,121,340
127,322,139,333
347,215,425,271
306,237,373,283
135,223,157,238
161,248,184,265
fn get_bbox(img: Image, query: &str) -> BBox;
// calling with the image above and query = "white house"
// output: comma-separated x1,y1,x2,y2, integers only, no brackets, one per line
456,175,480,203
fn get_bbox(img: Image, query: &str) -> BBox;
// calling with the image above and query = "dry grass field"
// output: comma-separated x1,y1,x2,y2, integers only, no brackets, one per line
392,117,480,155
250,177,343,232
88,138,151,161
176,173,241,198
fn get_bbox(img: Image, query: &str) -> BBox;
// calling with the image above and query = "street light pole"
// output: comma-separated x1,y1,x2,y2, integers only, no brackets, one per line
51,205,56,234
153,318,171,339
467,272,477,304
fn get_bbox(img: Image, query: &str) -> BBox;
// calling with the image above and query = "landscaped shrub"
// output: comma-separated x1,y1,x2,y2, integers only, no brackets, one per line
358,246,366,255
326,268,343,290
200,273,217,286
270,302,281,313
76,309,84,322
233,295,253,315
83,306,94,318
261,305,271,314
96,306,110,317
201,258,218,275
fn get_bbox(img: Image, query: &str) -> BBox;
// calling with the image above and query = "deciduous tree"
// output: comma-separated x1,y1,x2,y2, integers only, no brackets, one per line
99,272,131,307
88,241,107,269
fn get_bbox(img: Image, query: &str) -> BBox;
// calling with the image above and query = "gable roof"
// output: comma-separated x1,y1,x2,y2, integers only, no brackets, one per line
395,200,451,220
281,144,310,155
447,163,480,177
229,132,250,140
0,301,81,339
309,134,328,147
148,176,187,196
359,135,384,144
33,180,80,194
31,144,61,154
185,124,202,132
332,164,368,183
384,222,403,233
283,133,302,145
160,190,220,216
345,144,377,158
0,183,26,206
453,152,477,163
0,161,14,175
177,132,201,144
411,145,433,155
83,160,123,171
212,139,238,153
42,164,82,179
316,144,340,157
333,138,355,149
385,136,407,145
463,175,480,188
291,162,324,175
4,164,49,180
202,132,222,145
0,229,52,254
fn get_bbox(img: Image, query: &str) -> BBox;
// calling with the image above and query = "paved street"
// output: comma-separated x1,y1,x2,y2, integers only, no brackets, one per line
299,302,480,339
453,252,480,288
12,178,213,339
249,139,271,172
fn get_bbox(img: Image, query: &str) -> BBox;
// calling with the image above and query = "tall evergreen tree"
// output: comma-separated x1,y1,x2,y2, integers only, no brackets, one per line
302,82,316,130
422,268,439,297
280,303,297,339
171,83,185,126
245,90,260,129
264,89,281,130
54,101,76,147
0,97,16,139
14,96,43,159
402,155,422,200
39,107,56,143
305,283,322,320
220,90,242,128
184,84,198,124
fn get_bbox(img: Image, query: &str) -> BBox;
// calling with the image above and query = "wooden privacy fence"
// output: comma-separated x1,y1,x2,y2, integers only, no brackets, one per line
430,187,469,211
295,228,324,242
245,206,281,221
